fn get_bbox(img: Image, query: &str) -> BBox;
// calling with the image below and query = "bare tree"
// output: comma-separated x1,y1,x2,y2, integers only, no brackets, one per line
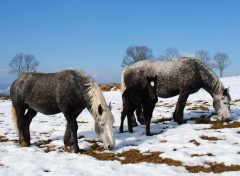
194,50,212,68
158,47,180,60
121,46,153,67
212,52,231,78
9,53,40,76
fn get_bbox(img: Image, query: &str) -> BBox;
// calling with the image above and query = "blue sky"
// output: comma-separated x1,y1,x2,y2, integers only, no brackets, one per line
0,0,240,84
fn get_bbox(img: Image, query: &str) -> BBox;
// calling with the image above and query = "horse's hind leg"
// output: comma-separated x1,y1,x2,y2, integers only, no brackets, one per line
14,105,37,147
127,108,135,133
136,107,145,124
173,90,189,124
119,110,127,133
120,98,130,133
22,108,37,146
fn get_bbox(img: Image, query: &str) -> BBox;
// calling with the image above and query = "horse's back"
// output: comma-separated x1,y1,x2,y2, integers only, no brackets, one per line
123,58,202,97
10,70,88,115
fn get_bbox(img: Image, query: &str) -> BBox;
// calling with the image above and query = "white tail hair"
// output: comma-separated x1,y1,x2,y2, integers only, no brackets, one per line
12,105,19,135
121,67,127,92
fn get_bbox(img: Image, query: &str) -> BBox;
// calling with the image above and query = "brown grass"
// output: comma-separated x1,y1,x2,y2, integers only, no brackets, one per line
185,163,240,173
186,102,193,106
191,153,214,157
210,121,240,129
1,135,240,173
98,83,120,91
195,117,212,124
152,118,173,124
189,139,201,146
0,136,9,142
187,105,209,111
0,95,11,100
162,103,175,108
233,99,240,103
200,136,222,141
196,100,204,103
82,145,240,173
77,121,88,124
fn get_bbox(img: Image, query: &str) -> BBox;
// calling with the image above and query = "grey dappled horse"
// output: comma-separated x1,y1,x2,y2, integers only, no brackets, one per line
121,57,231,124
11,69,115,153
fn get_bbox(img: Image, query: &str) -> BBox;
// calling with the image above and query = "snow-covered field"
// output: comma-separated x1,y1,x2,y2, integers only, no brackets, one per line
0,76,240,176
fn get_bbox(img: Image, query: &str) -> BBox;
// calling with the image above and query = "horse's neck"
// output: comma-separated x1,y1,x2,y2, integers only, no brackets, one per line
201,72,224,97
84,82,107,120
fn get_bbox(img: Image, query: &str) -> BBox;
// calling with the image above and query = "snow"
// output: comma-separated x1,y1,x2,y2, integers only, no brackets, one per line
0,76,240,175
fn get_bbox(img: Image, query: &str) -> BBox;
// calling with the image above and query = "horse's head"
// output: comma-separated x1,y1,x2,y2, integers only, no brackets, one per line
146,75,158,100
95,103,115,150
213,88,231,122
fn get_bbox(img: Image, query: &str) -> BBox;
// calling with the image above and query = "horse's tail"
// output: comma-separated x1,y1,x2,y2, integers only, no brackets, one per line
121,66,128,92
12,104,19,135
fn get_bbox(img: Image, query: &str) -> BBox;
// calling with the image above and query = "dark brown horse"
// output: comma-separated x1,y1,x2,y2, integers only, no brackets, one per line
11,69,115,153
121,57,231,125
120,75,158,136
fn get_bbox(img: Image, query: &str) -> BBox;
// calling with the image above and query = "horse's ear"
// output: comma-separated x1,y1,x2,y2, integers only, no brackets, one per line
146,76,150,82
154,75,157,81
98,104,103,115
108,102,112,110
223,88,229,96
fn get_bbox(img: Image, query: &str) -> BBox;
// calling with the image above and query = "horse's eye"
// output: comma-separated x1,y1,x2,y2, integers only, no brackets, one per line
223,102,227,105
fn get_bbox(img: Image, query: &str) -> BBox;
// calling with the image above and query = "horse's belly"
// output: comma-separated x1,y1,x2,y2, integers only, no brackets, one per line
157,89,180,98
28,103,61,115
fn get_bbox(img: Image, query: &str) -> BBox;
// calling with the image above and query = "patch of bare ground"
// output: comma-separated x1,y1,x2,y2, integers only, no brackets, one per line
193,117,240,129
187,105,210,111
152,118,173,124
233,99,240,103
98,83,120,91
186,102,193,106
5,137,240,173
189,139,201,146
82,143,240,173
185,163,240,173
0,95,11,100
191,153,215,157
200,136,223,141
0,136,9,142
194,117,212,124
77,121,88,124
162,103,175,108
210,121,240,129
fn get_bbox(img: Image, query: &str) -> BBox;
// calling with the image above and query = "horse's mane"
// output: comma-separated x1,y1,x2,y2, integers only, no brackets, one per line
79,72,108,119
183,57,224,95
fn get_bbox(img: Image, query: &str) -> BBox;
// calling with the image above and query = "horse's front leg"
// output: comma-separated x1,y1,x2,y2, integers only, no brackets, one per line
136,107,145,124
143,106,153,136
173,90,189,124
64,113,80,153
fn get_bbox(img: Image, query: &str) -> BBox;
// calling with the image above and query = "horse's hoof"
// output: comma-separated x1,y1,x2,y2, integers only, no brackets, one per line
176,119,186,125
19,141,30,147
119,129,123,133
129,130,133,133
146,133,153,136
65,145,80,153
